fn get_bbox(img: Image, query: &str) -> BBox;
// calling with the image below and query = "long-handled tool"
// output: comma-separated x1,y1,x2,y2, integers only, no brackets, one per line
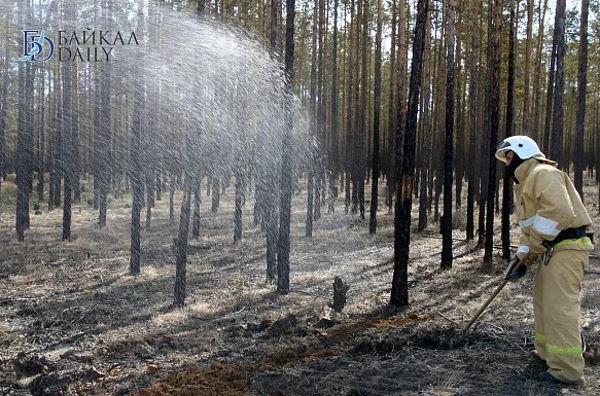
464,279,508,330
463,257,526,330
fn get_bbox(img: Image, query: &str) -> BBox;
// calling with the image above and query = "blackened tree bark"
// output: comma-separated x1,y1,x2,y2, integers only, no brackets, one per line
314,0,325,222
234,170,243,244
0,15,7,222
16,2,32,241
306,0,317,238
441,0,456,270
532,0,548,141
385,0,397,211
521,0,533,134
390,0,428,307
169,173,176,224
466,2,480,241
192,175,201,238
62,58,73,241
98,27,112,227
130,2,146,276
574,0,589,199
482,0,502,273
211,175,220,212
174,167,193,307
328,0,339,214
502,1,516,261
277,0,296,294
542,5,558,154
357,0,368,221
550,0,566,164
50,64,63,212
369,0,382,234
417,30,432,233
72,59,80,204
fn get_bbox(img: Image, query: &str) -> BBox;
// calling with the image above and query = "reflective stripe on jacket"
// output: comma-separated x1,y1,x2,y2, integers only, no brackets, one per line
513,158,593,256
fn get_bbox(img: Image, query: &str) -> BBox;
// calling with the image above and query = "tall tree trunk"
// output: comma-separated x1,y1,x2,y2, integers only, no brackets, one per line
234,171,243,244
531,0,549,141
369,0,382,234
417,25,432,233
306,0,318,238
0,13,8,222
466,0,480,241
550,0,566,163
15,1,33,240
211,176,220,212
385,0,398,211
542,5,558,154
328,0,339,214
174,169,193,307
169,173,176,224
277,0,296,294
573,0,589,199
482,0,502,273
390,0,428,307
502,1,516,261
130,2,146,276
192,176,201,238
441,0,456,270
62,59,73,241
521,0,533,134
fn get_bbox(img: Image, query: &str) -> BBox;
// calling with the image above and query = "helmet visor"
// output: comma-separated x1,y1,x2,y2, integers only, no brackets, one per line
496,140,511,150
495,140,512,163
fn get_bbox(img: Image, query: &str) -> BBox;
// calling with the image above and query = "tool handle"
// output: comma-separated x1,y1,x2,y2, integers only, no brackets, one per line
464,279,508,331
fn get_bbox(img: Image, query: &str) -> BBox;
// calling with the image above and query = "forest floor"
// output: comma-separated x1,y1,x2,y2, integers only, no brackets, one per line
0,178,599,396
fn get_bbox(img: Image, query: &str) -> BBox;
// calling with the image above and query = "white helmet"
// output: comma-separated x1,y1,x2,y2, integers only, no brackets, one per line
495,135,545,163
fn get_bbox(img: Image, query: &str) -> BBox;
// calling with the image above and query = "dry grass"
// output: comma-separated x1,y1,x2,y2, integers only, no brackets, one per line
0,178,599,395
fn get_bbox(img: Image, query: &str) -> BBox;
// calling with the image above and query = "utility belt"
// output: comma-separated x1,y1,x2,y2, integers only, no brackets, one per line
542,226,593,250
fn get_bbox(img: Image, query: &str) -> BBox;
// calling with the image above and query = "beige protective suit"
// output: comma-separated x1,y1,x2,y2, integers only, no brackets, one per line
513,158,593,384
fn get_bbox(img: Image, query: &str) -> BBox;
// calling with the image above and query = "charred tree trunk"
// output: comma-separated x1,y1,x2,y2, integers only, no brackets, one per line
0,15,8,222
385,0,398,211
542,6,558,154
441,0,456,270
174,169,193,307
573,0,589,199
550,0,566,164
130,4,146,276
234,171,243,244
482,0,502,273
521,0,533,135
328,0,339,214
369,0,382,234
306,0,317,238
502,1,516,262
192,175,201,238
211,175,220,212
169,173,176,224
390,0,428,307
61,58,73,241
277,0,296,294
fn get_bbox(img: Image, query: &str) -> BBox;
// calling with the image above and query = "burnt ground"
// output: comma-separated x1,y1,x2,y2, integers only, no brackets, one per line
0,178,599,396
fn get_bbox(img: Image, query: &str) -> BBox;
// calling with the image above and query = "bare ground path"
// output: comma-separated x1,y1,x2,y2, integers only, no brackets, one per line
0,181,598,395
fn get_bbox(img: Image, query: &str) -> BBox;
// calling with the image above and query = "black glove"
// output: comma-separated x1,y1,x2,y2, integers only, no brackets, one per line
504,258,527,282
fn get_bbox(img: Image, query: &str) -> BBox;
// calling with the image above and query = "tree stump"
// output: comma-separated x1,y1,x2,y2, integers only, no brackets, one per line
332,277,349,312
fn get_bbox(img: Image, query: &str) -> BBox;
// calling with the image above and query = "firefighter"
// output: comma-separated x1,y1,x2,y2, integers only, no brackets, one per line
495,135,593,385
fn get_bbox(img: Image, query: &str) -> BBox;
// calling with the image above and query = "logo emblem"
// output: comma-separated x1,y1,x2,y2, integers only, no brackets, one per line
17,30,55,62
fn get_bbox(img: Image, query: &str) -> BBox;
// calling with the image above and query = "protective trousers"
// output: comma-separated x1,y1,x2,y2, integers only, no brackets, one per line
533,249,587,384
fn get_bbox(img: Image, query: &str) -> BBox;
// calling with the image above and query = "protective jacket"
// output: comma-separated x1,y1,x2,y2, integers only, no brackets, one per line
513,157,593,384
514,158,593,259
